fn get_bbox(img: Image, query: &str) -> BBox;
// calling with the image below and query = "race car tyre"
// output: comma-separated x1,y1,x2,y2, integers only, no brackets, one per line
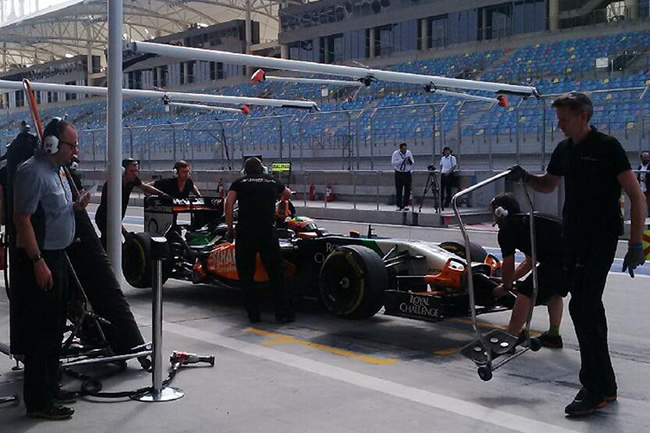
439,241,488,263
319,245,388,320
477,365,493,382
122,232,154,288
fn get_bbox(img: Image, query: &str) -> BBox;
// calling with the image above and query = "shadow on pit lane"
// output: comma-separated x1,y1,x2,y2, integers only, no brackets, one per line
122,281,513,364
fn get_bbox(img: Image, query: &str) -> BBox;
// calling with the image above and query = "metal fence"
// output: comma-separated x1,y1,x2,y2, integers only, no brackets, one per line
51,87,650,172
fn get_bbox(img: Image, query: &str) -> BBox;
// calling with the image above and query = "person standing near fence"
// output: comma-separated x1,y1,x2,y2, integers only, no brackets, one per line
391,142,414,211
509,91,646,417
439,146,457,209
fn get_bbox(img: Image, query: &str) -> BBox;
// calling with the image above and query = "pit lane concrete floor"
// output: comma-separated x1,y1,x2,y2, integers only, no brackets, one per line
2,215,650,433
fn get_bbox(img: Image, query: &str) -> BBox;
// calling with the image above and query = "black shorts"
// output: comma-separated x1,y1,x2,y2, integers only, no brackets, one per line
516,261,569,305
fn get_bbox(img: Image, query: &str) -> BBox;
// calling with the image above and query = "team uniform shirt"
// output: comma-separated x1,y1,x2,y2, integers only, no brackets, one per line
440,155,457,175
95,176,143,233
153,177,196,199
498,214,564,263
391,149,414,172
229,174,285,233
547,127,630,247
14,153,75,250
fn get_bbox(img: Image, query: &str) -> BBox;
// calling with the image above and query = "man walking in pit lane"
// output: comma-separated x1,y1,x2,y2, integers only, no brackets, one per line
489,193,567,348
225,157,295,323
509,91,646,417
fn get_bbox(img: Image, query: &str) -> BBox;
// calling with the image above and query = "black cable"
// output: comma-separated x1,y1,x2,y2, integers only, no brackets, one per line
63,361,181,400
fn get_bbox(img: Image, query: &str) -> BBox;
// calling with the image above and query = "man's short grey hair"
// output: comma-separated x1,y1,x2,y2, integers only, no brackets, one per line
551,91,593,121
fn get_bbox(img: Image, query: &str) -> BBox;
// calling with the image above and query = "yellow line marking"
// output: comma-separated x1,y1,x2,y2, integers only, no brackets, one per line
434,348,460,356
246,328,397,365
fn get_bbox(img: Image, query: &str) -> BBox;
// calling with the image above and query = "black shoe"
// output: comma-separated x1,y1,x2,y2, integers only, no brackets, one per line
565,389,606,417
538,331,563,349
54,389,78,405
138,356,152,371
27,405,74,420
402,206,410,211
575,387,617,403
247,309,261,323
275,311,295,324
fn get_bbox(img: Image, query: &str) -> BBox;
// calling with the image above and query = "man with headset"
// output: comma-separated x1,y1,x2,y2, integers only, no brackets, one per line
13,118,89,420
490,193,568,348
147,159,201,199
94,158,167,250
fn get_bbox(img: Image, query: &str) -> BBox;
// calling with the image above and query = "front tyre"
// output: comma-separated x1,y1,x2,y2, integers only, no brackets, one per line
319,245,388,319
123,232,153,288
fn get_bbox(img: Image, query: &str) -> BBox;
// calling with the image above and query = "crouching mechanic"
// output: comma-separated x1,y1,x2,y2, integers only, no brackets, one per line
13,118,89,420
225,157,295,323
491,193,568,348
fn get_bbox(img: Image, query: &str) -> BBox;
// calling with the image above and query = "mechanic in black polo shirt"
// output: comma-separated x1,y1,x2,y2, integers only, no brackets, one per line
509,92,646,417
490,193,567,348
225,157,294,323
147,160,201,199
95,158,166,250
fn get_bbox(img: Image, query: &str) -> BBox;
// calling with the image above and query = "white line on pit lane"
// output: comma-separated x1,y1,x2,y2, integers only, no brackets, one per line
163,321,581,433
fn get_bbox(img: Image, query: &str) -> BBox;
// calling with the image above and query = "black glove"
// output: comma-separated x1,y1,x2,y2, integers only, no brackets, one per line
225,229,234,243
506,165,530,183
622,244,646,278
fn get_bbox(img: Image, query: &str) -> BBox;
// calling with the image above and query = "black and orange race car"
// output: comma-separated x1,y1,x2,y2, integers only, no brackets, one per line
123,196,508,322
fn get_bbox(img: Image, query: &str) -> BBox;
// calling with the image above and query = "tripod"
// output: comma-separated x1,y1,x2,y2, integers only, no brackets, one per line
419,170,441,213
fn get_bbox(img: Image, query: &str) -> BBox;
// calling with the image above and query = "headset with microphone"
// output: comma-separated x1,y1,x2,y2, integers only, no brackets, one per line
42,117,65,154
493,206,509,219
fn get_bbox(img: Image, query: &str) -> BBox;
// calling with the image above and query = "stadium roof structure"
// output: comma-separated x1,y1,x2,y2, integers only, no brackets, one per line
0,0,283,72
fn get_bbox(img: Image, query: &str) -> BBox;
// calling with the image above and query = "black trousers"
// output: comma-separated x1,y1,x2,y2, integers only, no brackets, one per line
394,171,412,208
14,248,68,412
565,237,618,400
235,231,290,316
440,173,455,206
67,210,145,354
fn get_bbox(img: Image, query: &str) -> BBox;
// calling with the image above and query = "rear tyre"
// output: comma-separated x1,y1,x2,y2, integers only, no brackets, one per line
122,233,153,288
439,241,488,263
319,245,388,319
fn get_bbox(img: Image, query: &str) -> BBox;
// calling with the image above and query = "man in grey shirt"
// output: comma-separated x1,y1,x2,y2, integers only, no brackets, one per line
13,118,89,420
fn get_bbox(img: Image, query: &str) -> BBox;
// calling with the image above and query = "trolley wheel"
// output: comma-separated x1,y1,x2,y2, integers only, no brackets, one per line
477,365,493,382
529,337,543,352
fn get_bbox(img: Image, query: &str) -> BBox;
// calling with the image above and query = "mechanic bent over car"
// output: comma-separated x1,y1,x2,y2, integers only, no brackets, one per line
225,157,295,324
490,193,568,348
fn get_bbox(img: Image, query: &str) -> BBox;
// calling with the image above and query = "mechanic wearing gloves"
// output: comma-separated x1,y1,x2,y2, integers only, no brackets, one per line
95,158,168,250
490,193,567,348
225,157,295,324
508,91,646,417
147,159,201,199
13,118,88,420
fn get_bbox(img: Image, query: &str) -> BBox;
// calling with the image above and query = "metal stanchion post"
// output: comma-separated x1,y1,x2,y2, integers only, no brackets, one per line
134,237,184,402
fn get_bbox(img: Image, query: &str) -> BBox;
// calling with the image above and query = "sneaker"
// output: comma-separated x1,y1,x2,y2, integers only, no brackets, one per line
575,387,617,403
538,331,563,349
27,405,74,420
54,389,78,404
565,389,606,417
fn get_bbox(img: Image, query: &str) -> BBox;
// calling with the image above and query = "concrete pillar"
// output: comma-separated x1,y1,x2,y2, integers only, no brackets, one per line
625,0,638,20
280,44,289,59
420,18,428,50
549,0,559,32
369,28,376,58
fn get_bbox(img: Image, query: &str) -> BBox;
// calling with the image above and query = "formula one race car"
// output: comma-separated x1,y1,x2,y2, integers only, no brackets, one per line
123,196,507,322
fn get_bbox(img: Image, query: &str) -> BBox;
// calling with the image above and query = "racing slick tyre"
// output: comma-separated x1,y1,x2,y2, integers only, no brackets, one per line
123,232,156,289
439,241,488,263
319,245,388,320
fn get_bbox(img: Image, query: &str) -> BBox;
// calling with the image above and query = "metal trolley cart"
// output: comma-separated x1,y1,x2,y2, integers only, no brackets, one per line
452,169,542,381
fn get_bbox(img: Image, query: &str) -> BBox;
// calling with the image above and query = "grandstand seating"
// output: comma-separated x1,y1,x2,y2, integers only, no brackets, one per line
1,29,648,170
